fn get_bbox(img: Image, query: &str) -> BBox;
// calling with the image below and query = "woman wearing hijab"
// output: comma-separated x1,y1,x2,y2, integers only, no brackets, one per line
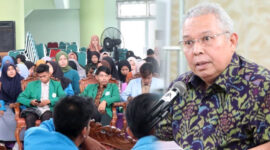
85,51,100,76
56,51,80,95
87,35,103,64
0,56,15,77
117,60,131,93
88,35,103,52
17,63,29,79
102,57,119,80
0,64,24,148
46,61,74,96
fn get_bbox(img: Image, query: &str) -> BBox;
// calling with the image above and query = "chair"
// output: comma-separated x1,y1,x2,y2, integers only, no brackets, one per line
47,42,58,49
77,51,87,67
89,121,136,150
79,77,128,131
9,77,59,150
49,49,61,58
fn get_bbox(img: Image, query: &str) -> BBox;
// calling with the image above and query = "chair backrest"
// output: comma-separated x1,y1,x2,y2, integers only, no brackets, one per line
79,76,120,93
21,76,59,91
79,76,98,93
89,121,136,150
21,76,39,91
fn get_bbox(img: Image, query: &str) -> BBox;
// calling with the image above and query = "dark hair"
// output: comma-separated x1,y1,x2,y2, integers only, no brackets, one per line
68,61,77,70
144,57,159,74
126,51,135,59
36,64,49,73
24,61,35,69
16,54,26,63
126,93,159,139
147,49,154,55
53,96,95,139
96,66,111,75
140,63,153,78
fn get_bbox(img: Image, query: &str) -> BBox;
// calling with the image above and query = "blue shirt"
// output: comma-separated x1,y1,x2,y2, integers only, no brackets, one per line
121,77,164,101
24,119,78,150
132,135,158,150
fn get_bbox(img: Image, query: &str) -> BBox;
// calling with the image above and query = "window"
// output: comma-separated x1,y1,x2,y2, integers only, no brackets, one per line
117,0,156,58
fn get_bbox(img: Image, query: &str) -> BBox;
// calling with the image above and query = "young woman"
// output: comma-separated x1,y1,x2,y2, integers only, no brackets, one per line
0,64,24,148
46,61,74,96
85,51,100,76
117,60,131,93
102,57,119,80
56,51,80,95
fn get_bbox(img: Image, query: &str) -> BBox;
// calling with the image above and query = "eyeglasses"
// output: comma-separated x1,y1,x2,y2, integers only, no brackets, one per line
179,32,230,49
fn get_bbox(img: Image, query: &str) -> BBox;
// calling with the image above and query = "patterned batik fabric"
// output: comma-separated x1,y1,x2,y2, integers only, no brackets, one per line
155,53,270,150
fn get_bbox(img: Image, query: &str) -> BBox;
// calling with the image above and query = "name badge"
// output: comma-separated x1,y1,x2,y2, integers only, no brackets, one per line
52,93,56,98
105,91,110,96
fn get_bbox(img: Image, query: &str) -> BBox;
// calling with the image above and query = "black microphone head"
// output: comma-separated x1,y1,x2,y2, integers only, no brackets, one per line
172,81,187,96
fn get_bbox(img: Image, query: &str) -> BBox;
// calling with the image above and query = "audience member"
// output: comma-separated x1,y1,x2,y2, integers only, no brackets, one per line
81,66,120,125
56,51,80,95
16,54,26,64
121,63,163,102
0,64,24,148
117,60,131,93
24,96,106,150
126,93,160,150
47,61,74,96
18,64,66,129
102,57,119,80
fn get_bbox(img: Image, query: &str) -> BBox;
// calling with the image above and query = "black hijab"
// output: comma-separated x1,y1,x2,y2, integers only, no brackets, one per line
118,60,131,83
103,57,119,80
47,61,71,89
0,64,23,103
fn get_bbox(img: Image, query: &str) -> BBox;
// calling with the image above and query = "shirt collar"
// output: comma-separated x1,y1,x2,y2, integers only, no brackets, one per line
132,135,158,150
42,81,50,86
188,53,240,92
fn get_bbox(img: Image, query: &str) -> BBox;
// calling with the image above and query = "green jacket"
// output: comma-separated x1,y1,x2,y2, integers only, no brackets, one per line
17,80,66,110
80,83,120,117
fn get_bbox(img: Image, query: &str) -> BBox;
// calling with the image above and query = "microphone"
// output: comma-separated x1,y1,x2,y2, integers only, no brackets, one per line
146,81,187,130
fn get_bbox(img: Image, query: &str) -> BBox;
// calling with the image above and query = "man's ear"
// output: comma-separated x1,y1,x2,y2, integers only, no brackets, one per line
81,126,88,139
229,33,238,53
126,127,136,139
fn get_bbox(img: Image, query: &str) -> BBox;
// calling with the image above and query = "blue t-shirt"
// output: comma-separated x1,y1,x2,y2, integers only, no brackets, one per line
24,119,78,150
132,135,158,150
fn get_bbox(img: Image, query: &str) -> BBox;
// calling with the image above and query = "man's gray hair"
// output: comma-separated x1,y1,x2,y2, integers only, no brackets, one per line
184,2,234,33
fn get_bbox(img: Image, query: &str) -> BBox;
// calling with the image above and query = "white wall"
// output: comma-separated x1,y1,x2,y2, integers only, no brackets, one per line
25,9,80,46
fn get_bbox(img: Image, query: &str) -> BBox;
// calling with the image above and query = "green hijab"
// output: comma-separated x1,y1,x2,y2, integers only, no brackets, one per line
56,51,72,73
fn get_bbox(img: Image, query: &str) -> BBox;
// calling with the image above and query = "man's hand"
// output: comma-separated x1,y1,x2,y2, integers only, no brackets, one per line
30,99,39,106
38,100,51,107
98,101,107,114
79,136,106,150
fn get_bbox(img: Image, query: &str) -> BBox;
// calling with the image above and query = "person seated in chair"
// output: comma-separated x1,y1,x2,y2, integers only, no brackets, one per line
121,63,164,102
24,96,106,150
17,64,66,129
126,93,160,150
81,66,120,125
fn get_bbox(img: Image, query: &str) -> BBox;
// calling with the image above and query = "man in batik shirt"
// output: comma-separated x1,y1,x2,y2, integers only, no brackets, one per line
155,2,270,149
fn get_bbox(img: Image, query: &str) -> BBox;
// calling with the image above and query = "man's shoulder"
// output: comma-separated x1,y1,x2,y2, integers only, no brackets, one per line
173,71,193,85
238,55,270,85
27,80,41,87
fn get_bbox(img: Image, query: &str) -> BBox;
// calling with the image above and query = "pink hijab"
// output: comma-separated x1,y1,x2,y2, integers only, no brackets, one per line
88,35,102,52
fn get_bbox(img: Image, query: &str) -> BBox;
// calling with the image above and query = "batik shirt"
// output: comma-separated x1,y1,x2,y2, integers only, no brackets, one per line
155,53,270,149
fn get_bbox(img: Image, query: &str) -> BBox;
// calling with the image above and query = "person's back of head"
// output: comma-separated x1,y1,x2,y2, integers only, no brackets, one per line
144,57,159,74
125,93,160,139
147,49,154,57
140,62,154,78
53,96,95,140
